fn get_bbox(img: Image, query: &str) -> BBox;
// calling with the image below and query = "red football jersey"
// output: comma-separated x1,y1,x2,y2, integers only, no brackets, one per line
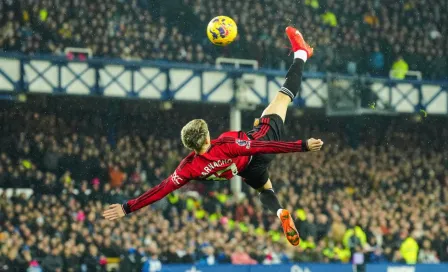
123,131,307,214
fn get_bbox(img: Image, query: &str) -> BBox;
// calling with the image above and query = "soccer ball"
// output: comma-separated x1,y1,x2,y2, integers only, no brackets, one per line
206,16,238,46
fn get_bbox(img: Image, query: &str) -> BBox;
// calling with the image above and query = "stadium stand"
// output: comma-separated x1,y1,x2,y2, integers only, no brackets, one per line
1,0,447,271
0,98,447,271
0,0,447,79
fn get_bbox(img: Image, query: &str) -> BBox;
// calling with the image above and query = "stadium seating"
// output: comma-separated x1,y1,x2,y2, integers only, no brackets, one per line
0,100,447,271
0,0,447,79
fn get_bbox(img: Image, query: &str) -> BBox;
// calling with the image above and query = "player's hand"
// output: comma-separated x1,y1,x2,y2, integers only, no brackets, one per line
306,138,324,151
102,204,126,221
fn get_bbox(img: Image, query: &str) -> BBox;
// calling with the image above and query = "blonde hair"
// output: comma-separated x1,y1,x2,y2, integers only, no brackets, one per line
181,119,209,151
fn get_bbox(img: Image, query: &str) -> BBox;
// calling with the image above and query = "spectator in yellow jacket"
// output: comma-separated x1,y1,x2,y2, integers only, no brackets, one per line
390,56,409,79
400,232,419,264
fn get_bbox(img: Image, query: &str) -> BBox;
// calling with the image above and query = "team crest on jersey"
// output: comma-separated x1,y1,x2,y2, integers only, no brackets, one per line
171,171,183,185
236,139,250,149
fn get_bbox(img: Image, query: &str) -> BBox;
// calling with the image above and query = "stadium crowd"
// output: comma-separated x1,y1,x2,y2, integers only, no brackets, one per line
0,0,447,79
0,103,447,271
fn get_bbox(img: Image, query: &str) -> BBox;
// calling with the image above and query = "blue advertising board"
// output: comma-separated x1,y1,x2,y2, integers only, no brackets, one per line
367,264,448,272
157,263,448,272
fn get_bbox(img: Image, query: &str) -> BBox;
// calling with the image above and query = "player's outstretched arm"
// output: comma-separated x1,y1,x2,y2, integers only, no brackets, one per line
222,137,323,157
102,171,189,221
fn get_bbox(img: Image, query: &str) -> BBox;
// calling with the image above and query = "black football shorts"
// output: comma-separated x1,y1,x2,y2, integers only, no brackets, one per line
239,113,285,190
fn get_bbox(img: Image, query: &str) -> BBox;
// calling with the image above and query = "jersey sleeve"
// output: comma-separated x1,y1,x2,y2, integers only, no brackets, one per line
221,137,309,157
122,169,189,214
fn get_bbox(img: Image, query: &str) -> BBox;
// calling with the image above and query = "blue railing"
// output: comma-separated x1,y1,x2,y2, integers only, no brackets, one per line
0,53,447,114
159,263,448,272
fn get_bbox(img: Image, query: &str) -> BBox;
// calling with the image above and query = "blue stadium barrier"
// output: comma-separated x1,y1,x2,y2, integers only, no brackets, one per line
368,264,448,272
0,53,447,114
161,264,349,272
160,263,448,272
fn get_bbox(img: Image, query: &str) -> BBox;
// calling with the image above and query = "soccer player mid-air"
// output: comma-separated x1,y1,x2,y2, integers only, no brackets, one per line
103,26,323,246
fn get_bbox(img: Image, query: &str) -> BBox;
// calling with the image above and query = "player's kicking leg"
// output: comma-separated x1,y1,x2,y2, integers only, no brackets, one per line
261,26,313,121
257,26,313,246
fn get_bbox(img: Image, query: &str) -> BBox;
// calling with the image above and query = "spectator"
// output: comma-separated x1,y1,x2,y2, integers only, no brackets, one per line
399,232,419,265
369,45,385,76
62,246,80,271
160,245,182,264
82,244,106,272
231,247,257,265
262,247,282,264
101,238,121,258
41,247,63,272
142,253,162,272
44,145,60,172
305,0,319,9
300,213,317,240
120,248,142,272
27,260,43,272
322,11,338,27
390,56,409,79
392,250,405,263
198,246,216,265
216,248,232,264
109,166,126,188
369,248,388,264
182,247,195,264
418,240,440,264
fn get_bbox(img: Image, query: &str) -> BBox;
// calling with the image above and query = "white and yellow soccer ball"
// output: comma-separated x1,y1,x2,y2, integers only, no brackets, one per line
206,16,238,46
